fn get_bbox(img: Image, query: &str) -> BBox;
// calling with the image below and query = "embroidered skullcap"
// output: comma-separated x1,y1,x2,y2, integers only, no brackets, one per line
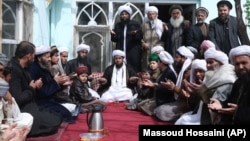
0,53,9,67
158,51,174,65
177,46,194,59
148,53,159,62
190,59,207,83
0,78,9,97
146,6,158,14
35,45,50,55
229,45,250,64
76,66,89,75
151,45,164,54
112,50,125,57
169,4,183,14
217,0,232,10
195,7,209,17
76,44,90,52
58,46,69,53
187,46,198,56
118,4,132,15
200,40,216,50
204,48,228,64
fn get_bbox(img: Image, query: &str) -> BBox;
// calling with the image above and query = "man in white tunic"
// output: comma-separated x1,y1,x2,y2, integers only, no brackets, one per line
98,50,138,102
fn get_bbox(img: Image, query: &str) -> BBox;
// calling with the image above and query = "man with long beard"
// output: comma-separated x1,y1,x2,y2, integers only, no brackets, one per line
97,50,138,103
110,4,143,73
161,4,190,57
208,0,243,55
187,7,209,58
208,45,250,124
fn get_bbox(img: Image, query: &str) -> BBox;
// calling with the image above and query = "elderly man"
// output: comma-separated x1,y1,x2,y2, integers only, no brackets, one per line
209,45,250,124
8,41,62,137
65,43,92,76
208,0,243,55
141,6,165,69
187,7,209,58
97,50,138,102
161,4,190,57
110,4,143,73
29,45,76,123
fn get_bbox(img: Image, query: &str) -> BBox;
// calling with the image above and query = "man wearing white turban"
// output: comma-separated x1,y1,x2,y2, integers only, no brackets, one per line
141,6,165,69
140,51,177,116
208,45,250,124
110,4,143,73
65,43,92,77
98,50,138,102
58,46,69,71
185,47,237,124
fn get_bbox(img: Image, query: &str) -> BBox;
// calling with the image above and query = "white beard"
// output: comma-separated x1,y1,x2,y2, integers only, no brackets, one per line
170,16,184,28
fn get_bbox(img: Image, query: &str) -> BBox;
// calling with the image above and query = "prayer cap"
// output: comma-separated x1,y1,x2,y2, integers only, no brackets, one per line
58,46,69,53
200,40,216,50
76,66,89,75
229,45,250,64
0,78,9,97
217,0,232,10
158,51,174,65
148,53,159,62
191,59,207,71
76,44,90,52
118,4,132,15
35,45,50,55
112,50,125,57
151,45,164,54
169,4,183,14
177,46,194,59
195,7,209,17
146,6,158,14
204,48,228,64
0,53,9,67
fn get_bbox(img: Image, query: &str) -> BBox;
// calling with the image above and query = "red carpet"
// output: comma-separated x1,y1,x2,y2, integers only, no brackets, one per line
61,102,171,141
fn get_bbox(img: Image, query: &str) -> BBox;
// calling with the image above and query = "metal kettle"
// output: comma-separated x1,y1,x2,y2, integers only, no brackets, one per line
86,105,104,132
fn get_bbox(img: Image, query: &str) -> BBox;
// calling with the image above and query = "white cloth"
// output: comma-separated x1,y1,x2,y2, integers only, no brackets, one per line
58,46,69,53
88,88,100,99
0,78,9,97
76,44,90,52
229,45,250,64
151,45,164,54
175,101,203,125
204,48,228,64
158,51,177,77
61,103,77,113
118,5,132,15
112,50,125,57
99,64,133,102
146,6,158,14
177,46,194,59
190,59,207,83
35,45,50,55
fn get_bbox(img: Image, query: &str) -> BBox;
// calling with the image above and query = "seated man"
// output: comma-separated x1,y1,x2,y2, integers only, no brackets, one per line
97,50,138,102
29,45,76,123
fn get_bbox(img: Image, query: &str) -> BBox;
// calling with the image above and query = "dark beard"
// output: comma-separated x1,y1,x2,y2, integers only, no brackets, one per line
237,71,250,92
120,18,130,25
174,62,183,74
115,63,123,68
219,15,229,23
77,56,88,65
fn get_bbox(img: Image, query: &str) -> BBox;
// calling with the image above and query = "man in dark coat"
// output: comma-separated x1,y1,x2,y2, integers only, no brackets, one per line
187,7,209,58
110,4,143,73
29,45,75,123
9,41,62,137
209,45,250,125
208,0,243,55
161,4,190,57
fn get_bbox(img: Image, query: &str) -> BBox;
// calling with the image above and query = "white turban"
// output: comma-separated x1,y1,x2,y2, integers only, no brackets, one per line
229,45,250,64
58,46,69,53
204,48,228,64
158,51,177,77
76,44,90,52
35,45,50,55
112,50,125,57
187,46,198,56
0,78,9,97
151,45,164,54
118,5,132,15
190,59,207,83
146,6,158,14
177,46,194,59
200,40,216,50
